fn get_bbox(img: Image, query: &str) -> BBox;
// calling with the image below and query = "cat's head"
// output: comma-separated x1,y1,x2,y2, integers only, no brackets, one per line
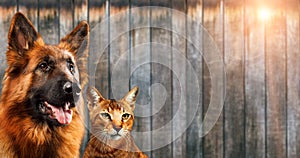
87,86,138,141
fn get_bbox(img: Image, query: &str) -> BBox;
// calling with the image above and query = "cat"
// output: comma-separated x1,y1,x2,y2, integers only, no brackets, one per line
84,86,148,158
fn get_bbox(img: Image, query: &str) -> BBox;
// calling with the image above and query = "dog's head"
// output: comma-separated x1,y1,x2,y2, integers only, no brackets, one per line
2,12,89,126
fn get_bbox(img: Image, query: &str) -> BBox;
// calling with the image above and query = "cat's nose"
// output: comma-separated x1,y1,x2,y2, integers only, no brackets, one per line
113,125,122,132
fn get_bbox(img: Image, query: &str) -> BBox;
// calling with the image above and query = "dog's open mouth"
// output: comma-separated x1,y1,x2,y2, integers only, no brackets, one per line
39,101,75,125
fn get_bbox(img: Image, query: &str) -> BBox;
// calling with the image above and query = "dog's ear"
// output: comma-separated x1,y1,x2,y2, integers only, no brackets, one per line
8,12,42,55
59,21,89,87
59,21,89,55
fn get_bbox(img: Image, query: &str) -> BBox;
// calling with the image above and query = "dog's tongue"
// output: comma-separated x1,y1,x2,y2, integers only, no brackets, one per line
45,102,73,125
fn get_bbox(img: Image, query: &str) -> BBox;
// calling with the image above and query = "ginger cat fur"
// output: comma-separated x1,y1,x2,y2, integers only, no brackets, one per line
84,86,148,158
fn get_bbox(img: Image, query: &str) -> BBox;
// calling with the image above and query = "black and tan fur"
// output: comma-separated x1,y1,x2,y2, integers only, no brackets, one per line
0,12,89,157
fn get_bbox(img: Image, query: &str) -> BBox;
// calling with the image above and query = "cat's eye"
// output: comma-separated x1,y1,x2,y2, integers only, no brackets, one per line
122,113,131,121
100,113,111,120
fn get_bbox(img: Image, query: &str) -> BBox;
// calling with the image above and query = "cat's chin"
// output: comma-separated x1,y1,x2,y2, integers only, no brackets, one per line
110,134,122,140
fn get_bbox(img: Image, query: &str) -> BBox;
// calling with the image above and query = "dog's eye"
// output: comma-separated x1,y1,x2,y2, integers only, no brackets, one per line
100,113,111,120
122,113,131,121
67,61,75,74
38,62,50,72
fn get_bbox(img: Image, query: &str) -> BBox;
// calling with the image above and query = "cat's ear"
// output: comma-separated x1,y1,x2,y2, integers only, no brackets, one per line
87,86,104,111
122,86,139,110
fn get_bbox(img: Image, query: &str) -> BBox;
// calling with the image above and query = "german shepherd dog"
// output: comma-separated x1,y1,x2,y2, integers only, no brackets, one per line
0,12,89,157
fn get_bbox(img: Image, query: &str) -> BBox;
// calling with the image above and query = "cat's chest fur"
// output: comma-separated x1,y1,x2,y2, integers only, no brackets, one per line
84,135,147,158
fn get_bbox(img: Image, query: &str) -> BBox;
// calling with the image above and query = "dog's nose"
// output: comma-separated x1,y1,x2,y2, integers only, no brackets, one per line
63,82,73,94
63,81,81,95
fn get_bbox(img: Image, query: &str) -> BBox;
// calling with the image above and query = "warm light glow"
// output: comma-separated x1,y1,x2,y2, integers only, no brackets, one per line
258,8,271,21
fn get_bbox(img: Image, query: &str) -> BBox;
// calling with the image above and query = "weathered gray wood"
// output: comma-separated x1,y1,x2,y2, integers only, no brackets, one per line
244,3,266,158
150,6,172,158
265,6,287,158
202,1,223,158
185,0,203,156
74,0,88,26
224,0,245,157
59,0,73,39
109,1,129,99
87,4,109,157
19,0,38,28
0,1,17,92
287,0,300,157
89,0,109,98
38,0,59,44
130,1,151,157
171,0,187,157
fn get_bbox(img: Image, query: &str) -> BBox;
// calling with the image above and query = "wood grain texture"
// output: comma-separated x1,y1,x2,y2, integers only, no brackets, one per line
286,0,300,157
19,0,38,28
59,0,73,39
150,5,172,158
202,1,224,158
0,0,17,92
185,0,203,158
265,5,287,158
224,1,245,157
244,2,266,158
87,3,109,155
171,0,187,157
91,0,109,98
109,0,129,99
130,1,152,157
74,0,88,26
38,0,59,44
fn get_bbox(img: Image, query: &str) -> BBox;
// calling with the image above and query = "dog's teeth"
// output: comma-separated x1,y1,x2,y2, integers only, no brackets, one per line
39,102,46,112
65,102,70,110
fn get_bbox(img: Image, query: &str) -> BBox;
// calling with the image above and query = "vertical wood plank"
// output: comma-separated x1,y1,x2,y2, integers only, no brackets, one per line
74,0,88,25
88,3,110,156
0,0,17,91
59,0,73,39
265,3,287,158
151,3,172,158
88,0,106,28
109,0,129,99
171,0,186,157
224,0,245,157
38,0,59,44
19,0,38,28
286,0,300,157
202,0,224,158
89,0,110,98
244,3,266,158
186,1,203,158
130,1,152,157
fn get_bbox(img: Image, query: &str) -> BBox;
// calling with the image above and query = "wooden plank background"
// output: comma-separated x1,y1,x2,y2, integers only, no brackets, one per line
0,0,299,157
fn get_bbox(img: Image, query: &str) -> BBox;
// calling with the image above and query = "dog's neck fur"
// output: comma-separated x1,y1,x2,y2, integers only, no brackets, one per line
0,102,84,158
